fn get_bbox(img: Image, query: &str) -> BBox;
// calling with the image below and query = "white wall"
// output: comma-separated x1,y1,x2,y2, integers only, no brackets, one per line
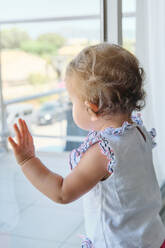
136,0,165,187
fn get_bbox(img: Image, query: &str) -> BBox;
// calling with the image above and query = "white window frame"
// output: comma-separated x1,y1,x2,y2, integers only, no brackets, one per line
100,0,122,45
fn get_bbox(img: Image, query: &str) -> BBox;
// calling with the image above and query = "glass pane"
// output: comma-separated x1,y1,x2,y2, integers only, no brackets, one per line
1,17,100,152
0,0,100,20
122,17,136,53
0,108,2,150
1,19,100,101
0,2,100,248
122,0,136,13
6,94,67,152
122,0,136,53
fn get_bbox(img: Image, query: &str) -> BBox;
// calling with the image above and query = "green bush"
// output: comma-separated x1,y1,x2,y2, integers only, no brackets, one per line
0,27,30,49
37,33,66,49
21,33,65,56
21,40,57,56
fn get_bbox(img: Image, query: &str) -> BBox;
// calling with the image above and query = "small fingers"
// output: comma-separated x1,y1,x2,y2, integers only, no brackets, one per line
18,118,29,145
18,118,25,136
22,119,32,145
8,136,18,149
13,123,22,145
22,119,31,135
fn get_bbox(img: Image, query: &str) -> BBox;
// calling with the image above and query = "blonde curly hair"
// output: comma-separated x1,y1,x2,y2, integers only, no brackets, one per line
65,43,146,117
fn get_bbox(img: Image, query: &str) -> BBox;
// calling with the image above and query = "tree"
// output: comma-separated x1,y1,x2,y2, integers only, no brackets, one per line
20,33,66,56
20,40,56,56
0,27,30,49
37,33,65,50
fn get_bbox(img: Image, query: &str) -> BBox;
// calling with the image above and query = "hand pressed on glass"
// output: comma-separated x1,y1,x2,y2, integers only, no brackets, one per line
8,118,36,166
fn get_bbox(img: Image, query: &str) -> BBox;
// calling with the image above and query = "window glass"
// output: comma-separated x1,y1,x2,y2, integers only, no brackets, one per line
122,0,136,53
1,18,100,100
0,0,100,20
0,2,100,154
0,2,100,247
122,0,136,13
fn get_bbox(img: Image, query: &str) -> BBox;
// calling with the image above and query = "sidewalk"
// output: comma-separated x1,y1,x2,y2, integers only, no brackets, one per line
0,150,85,248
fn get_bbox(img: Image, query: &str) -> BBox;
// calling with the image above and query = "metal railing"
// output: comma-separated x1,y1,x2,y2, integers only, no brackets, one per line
4,88,86,140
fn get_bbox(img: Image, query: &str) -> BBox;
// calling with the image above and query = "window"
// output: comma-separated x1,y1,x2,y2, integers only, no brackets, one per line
0,2,101,247
122,0,136,53
0,0,100,152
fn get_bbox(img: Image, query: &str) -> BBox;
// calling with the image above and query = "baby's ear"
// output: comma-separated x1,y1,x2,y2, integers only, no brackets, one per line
84,101,98,121
84,101,98,112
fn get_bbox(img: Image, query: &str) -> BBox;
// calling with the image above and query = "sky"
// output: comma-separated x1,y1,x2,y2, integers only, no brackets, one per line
0,0,136,41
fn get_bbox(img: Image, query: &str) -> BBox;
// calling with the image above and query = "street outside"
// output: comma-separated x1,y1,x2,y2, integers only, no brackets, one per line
32,119,67,152
8,119,67,153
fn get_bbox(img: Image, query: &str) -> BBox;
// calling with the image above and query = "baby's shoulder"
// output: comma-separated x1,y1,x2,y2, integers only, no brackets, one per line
69,128,117,174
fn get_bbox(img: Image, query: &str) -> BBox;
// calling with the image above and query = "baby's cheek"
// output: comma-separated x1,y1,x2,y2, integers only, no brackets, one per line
72,105,89,130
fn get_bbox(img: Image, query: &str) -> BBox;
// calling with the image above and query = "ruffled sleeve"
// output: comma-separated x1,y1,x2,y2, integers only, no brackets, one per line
69,148,81,170
148,128,157,149
69,130,117,174
69,130,102,171
97,134,117,173
132,112,157,149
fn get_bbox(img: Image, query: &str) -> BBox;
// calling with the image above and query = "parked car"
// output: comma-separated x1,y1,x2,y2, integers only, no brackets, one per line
36,99,70,125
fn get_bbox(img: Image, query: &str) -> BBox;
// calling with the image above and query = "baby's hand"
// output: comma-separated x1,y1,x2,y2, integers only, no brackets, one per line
8,118,36,166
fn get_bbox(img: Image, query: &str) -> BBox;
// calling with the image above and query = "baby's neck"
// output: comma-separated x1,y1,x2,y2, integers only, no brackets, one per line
95,114,133,131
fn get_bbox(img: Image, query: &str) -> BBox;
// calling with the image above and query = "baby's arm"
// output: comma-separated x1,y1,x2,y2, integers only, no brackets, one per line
21,143,111,204
8,118,111,204
59,143,111,203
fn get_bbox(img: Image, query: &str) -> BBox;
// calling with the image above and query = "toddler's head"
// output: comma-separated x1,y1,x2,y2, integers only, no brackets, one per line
65,43,145,128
